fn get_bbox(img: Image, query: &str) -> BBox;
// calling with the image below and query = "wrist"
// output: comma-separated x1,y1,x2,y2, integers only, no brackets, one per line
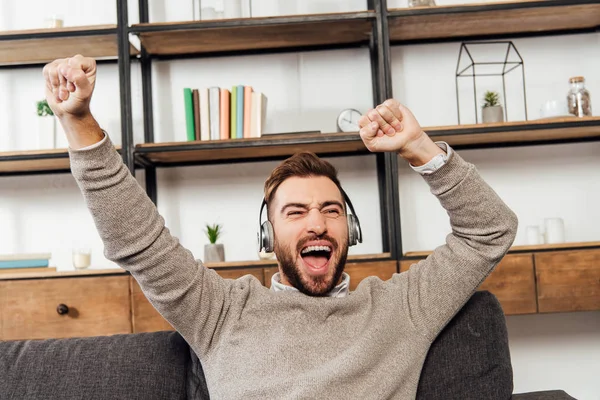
58,113,104,150
398,132,445,167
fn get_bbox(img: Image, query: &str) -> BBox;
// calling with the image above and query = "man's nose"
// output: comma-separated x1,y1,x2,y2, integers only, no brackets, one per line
306,209,327,236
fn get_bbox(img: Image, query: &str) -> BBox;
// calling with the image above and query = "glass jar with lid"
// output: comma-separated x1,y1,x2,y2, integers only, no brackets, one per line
567,76,592,117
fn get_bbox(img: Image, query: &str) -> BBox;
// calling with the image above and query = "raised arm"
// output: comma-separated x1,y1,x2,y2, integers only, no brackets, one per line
359,100,518,341
43,55,231,355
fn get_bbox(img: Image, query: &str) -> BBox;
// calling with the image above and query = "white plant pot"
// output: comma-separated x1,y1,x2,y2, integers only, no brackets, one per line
204,243,225,263
482,105,504,124
37,116,57,149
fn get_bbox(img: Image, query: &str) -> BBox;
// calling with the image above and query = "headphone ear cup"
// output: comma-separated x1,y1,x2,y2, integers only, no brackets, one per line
347,214,359,247
260,220,275,253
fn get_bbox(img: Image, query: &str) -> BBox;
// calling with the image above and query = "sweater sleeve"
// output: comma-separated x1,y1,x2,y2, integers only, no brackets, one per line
69,133,231,356
394,146,518,342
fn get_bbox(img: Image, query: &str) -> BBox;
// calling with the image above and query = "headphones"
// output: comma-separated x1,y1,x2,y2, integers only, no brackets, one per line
258,187,363,253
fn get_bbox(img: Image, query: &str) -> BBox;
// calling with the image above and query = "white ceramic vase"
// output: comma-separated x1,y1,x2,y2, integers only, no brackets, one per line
204,243,225,263
37,116,57,149
482,105,504,123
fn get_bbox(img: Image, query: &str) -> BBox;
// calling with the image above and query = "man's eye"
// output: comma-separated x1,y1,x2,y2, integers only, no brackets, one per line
288,211,304,216
324,209,341,216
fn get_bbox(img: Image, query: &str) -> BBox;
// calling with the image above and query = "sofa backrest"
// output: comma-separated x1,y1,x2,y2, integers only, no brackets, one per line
416,290,514,399
0,330,199,400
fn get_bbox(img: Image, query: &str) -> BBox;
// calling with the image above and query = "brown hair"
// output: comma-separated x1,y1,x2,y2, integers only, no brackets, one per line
264,151,342,219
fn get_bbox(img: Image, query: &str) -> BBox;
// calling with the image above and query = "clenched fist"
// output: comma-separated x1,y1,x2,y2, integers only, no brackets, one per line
358,99,445,167
42,55,103,149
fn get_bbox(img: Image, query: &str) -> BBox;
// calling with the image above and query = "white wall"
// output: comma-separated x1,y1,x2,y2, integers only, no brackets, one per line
1,1,598,398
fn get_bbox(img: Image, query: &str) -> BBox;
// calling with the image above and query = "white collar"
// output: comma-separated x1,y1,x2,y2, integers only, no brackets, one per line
270,272,350,298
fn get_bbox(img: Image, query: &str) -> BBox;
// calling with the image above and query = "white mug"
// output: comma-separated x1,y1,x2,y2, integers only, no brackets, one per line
525,226,544,245
544,218,565,244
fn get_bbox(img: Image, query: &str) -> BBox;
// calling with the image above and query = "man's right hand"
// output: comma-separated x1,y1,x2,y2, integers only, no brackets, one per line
42,55,104,149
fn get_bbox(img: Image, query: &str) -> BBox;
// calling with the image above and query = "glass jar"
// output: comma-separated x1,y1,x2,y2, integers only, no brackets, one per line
567,76,592,117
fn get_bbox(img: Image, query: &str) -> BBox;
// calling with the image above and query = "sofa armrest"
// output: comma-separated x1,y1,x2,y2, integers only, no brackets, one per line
512,390,576,400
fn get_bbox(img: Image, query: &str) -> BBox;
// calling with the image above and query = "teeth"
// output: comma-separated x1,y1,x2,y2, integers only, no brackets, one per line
301,245,332,254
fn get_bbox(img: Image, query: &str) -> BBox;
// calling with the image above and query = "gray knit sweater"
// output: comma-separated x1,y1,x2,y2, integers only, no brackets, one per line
69,134,518,399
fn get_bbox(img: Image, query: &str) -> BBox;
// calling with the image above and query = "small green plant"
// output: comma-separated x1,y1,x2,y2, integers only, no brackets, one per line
204,223,223,244
36,99,54,117
483,91,501,108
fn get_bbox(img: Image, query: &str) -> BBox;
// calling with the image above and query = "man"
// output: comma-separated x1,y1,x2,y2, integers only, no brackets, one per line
43,55,518,399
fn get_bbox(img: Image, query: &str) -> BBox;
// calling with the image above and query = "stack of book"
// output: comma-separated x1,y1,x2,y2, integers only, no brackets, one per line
184,86,268,142
0,253,55,275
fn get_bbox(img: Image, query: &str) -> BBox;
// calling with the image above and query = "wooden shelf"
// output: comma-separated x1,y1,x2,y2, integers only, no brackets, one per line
131,12,374,57
135,117,600,167
135,131,368,166
204,252,391,270
403,241,600,258
0,148,71,175
0,146,126,175
0,268,127,281
0,24,139,66
388,0,600,43
425,117,600,148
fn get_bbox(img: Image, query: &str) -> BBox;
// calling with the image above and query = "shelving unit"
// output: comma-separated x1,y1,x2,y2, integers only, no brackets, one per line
2,0,599,312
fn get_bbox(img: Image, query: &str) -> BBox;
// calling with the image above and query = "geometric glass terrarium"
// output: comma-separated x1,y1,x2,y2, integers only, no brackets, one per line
455,41,528,125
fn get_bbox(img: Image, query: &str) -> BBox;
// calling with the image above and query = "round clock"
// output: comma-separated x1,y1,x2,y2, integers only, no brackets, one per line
336,108,362,132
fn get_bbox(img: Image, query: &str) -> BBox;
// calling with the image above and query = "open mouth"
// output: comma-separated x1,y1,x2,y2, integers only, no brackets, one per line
300,245,332,275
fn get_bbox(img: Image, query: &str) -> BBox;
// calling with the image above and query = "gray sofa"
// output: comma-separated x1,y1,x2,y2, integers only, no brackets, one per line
1,291,575,399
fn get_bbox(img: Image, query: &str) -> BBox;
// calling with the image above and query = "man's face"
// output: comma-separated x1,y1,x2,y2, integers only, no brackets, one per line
270,176,349,296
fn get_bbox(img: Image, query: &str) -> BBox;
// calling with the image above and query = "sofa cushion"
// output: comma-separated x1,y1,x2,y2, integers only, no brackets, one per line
0,330,191,400
416,290,514,400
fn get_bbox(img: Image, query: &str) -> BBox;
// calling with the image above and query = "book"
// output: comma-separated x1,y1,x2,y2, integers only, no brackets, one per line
243,86,253,138
220,88,230,140
200,88,210,141
192,89,201,141
0,259,50,269
250,91,268,138
0,253,51,261
183,88,195,141
236,85,244,139
230,86,237,139
208,87,221,140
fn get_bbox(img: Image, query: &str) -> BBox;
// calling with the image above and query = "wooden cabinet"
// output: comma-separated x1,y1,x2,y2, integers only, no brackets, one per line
0,275,131,341
400,254,537,315
130,267,265,333
2,246,598,341
535,249,600,313
130,277,175,334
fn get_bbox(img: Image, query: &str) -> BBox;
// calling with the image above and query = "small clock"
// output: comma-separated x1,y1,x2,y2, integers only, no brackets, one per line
336,108,362,132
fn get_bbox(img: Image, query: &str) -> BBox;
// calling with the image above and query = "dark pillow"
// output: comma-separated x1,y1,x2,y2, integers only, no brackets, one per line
416,290,513,400
0,331,190,400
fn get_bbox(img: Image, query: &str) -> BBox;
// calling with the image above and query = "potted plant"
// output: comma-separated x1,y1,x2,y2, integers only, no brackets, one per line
482,90,505,123
204,223,225,263
36,98,57,149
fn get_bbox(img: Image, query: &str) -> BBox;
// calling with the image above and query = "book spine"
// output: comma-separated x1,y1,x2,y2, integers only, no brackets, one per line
183,88,195,141
230,86,237,139
200,88,210,141
220,88,230,140
236,85,244,139
208,87,221,140
0,259,50,269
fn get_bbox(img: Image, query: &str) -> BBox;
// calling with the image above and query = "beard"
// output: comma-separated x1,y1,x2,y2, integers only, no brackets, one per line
274,234,348,297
